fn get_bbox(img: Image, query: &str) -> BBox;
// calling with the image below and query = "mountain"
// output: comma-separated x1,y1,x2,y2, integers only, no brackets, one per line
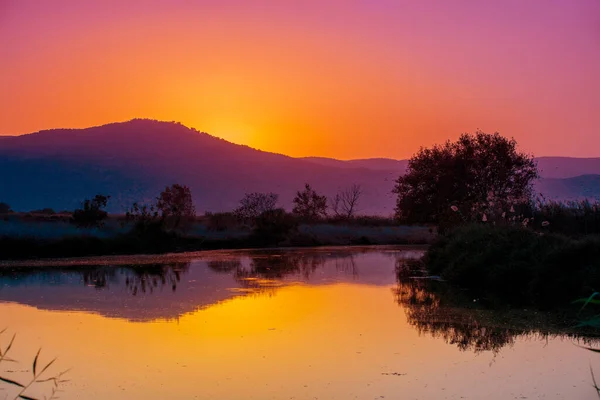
0,120,399,214
536,175,600,201
302,157,408,172
1,119,599,214
536,157,600,179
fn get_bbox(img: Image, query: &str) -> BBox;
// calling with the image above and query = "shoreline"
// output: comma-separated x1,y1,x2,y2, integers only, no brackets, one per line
0,243,428,268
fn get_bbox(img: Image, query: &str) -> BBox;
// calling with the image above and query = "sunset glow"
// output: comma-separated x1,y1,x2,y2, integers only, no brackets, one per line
1,0,599,158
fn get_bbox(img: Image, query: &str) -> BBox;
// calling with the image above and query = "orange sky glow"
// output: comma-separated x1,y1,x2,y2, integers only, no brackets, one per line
1,0,599,159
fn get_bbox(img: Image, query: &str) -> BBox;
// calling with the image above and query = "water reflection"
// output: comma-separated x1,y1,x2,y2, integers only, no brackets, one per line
0,248,411,321
395,259,600,353
2,247,600,400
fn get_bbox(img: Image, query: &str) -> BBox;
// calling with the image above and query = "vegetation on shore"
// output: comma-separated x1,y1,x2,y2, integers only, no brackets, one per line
0,182,433,260
390,130,600,311
412,224,600,307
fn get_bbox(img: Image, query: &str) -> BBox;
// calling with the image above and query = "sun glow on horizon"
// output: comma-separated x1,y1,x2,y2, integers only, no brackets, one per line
1,0,599,158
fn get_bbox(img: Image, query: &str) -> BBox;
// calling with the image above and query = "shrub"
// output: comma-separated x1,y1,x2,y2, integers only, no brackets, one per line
156,184,196,233
421,224,600,307
233,192,278,223
293,184,327,221
206,212,239,231
251,208,298,245
72,195,110,228
125,202,162,235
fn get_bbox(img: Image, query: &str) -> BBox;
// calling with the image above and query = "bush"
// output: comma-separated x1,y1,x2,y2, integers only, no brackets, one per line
156,184,196,233
72,195,110,228
532,199,600,236
292,184,327,221
251,208,298,245
422,224,600,307
206,212,239,231
233,192,278,223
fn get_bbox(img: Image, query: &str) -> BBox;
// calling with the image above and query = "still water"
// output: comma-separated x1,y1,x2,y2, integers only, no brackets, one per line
0,246,598,399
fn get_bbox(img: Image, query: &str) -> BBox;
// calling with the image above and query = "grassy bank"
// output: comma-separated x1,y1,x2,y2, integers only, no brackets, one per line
0,219,434,260
415,224,600,308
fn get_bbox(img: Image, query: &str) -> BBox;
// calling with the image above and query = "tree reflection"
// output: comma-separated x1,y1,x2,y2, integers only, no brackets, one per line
394,258,599,353
0,263,190,296
207,251,358,294
122,263,189,296
81,263,190,295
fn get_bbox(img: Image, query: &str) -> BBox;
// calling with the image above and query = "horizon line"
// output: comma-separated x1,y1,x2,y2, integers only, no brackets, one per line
1,117,599,161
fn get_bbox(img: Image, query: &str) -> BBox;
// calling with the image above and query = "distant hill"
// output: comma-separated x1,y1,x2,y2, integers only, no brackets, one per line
302,157,408,173
1,119,599,214
536,175,600,201
536,157,600,179
0,120,398,214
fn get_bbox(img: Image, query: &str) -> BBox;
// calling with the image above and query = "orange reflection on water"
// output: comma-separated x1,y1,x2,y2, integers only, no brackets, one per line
1,282,599,399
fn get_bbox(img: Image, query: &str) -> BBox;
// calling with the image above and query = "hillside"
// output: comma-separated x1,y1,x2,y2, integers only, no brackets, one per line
0,120,398,214
1,119,599,214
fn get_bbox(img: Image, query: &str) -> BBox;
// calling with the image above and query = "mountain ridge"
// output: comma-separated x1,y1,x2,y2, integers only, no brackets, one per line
1,119,599,213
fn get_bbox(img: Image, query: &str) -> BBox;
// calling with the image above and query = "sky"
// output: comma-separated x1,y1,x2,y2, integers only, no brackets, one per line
0,0,599,159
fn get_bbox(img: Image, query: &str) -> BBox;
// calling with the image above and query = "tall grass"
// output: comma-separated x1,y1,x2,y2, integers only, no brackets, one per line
0,329,69,400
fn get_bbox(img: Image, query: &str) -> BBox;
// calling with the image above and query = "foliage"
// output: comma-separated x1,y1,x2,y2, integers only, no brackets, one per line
251,208,298,245
233,192,278,222
393,131,538,229
330,184,362,219
531,198,600,236
156,184,196,232
422,224,600,307
71,195,110,228
292,184,327,221
125,202,161,234
0,203,12,215
205,212,239,231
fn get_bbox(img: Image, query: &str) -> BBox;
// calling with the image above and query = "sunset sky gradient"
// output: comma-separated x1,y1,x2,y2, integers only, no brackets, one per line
1,0,598,159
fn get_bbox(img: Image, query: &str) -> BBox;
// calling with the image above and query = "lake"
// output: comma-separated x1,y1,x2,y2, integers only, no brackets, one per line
0,246,598,399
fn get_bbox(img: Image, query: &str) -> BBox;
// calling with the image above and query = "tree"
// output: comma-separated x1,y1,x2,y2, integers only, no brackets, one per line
72,195,110,228
156,184,196,232
292,184,328,221
233,192,279,222
393,131,538,226
330,184,362,219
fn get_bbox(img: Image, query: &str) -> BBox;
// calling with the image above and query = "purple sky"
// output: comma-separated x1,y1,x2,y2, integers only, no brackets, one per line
0,0,599,158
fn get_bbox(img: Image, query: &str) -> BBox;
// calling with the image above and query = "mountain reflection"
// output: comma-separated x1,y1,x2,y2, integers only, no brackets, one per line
0,248,407,320
394,259,600,353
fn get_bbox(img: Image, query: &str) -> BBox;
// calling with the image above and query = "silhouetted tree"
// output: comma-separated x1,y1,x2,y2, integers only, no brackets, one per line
156,184,195,232
292,184,327,221
330,184,362,219
0,202,11,215
393,131,538,227
72,195,110,228
233,192,279,222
